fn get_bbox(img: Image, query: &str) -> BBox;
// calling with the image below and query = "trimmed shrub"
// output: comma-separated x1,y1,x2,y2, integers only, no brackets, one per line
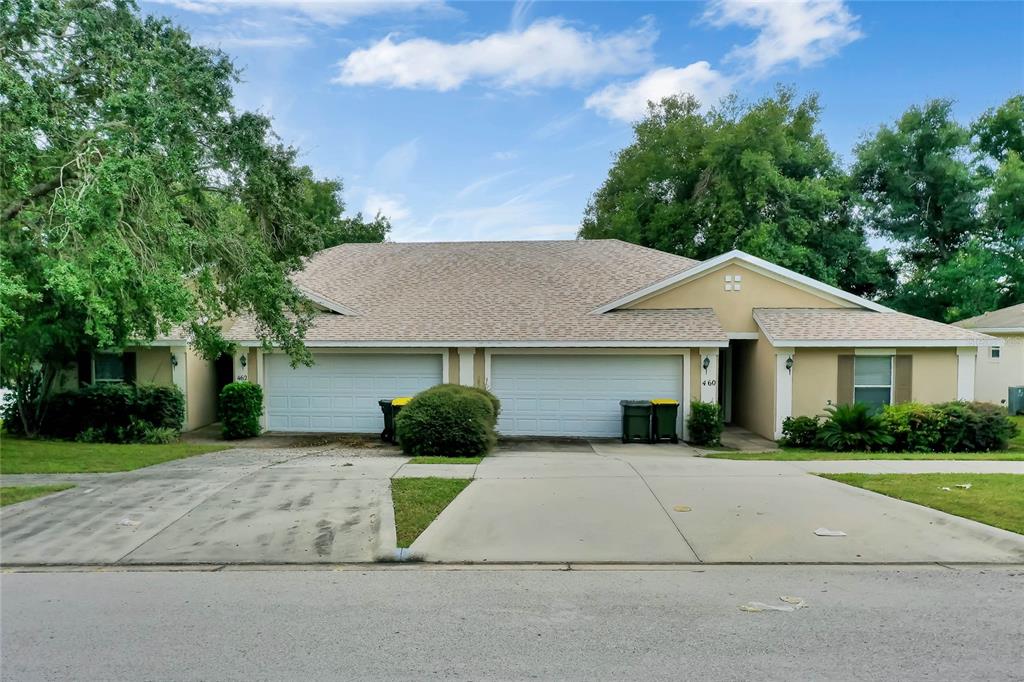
394,384,498,457
935,401,1019,452
879,402,946,452
687,400,723,446
220,382,264,440
779,415,820,448
818,403,894,452
135,384,186,430
26,383,185,443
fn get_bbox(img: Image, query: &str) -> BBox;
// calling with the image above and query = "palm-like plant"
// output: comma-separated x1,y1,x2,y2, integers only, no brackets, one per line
818,403,895,452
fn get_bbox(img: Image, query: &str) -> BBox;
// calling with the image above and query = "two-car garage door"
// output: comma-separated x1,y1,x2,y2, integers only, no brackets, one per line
490,355,684,438
265,353,442,432
264,352,683,437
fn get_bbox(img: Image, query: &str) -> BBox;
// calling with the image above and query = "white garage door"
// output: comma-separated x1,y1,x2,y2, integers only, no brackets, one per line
265,353,442,432
490,355,684,437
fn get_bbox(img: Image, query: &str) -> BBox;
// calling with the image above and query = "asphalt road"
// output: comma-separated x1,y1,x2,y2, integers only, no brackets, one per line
3,565,1022,681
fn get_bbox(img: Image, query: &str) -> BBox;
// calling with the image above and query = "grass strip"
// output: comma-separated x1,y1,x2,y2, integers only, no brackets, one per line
1,485,74,507
392,477,472,548
821,473,1024,535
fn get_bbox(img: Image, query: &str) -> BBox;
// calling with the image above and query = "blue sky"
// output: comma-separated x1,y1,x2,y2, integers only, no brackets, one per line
143,0,1023,242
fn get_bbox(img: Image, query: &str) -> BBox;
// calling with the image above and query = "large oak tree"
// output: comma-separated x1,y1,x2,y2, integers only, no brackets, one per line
0,0,384,433
579,89,896,298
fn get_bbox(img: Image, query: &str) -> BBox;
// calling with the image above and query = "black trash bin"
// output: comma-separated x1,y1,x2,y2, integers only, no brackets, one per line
650,399,680,443
620,400,653,444
378,399,395,443
379,396,412,445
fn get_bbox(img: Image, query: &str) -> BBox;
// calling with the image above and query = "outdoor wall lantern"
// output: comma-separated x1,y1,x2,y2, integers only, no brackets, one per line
239,354,247,368
702,356,711,373
785,356,794,373
170,353,178,368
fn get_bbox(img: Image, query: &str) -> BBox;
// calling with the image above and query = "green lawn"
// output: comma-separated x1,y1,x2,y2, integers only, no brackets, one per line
0,438,229,474
407,456,484,464
0,485,74,507
391,477,471,548
1011,416,1024,450
709,449,1024,461
821,473,1024,535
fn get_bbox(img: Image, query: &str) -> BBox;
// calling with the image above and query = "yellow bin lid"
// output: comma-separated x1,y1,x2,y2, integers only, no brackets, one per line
392,396,413,406
650,399,679,405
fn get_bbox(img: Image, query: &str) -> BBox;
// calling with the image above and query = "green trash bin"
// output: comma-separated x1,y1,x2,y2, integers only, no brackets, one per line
620,400,653,444
651,399,680,443
378,396,413,445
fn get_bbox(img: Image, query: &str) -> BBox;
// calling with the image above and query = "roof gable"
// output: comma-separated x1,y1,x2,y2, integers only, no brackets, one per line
954,303,1024,332
592,250,892,314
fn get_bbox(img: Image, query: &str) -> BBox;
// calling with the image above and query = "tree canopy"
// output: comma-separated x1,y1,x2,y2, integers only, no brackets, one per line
581,89,1023,321
853,96,1023,321
0,0,386,432
579,89,895,298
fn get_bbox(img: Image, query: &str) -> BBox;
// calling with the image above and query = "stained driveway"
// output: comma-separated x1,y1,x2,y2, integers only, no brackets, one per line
3,442,1024,566
1,447,401,565
410,444,1024,563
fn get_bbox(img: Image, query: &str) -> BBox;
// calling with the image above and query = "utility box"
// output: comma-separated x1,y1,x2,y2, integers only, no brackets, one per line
1009,386,1024,416
650,399,680,443
620,400,653,444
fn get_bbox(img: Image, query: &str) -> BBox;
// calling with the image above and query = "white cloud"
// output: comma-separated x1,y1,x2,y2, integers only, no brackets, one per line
509,0,534,31
491,150,518,161
456,170,519,199
585,62,733,122
334,18,657,91
194,33,311,49
148,0,449,26
372,138,419,184
703,0,863,77
363,191,411,223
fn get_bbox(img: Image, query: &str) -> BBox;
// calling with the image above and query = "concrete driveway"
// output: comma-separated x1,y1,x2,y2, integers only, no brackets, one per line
410,443,1024,564
1,447,404,565
4,440,1023,566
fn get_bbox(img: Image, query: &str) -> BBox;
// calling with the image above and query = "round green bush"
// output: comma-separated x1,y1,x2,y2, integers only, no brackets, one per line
220,381,264,440
687,400,723,446
394,384,498,457
879,402,946,452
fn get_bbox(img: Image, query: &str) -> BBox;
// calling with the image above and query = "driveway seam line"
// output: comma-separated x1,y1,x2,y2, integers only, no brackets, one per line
112,445,339,564
618,458,704,564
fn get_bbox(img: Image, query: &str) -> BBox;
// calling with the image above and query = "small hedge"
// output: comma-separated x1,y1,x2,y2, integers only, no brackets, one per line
220,382,264,440
782,400,1019,453
394,384,499,457
687,400,723,446
2,383,185,443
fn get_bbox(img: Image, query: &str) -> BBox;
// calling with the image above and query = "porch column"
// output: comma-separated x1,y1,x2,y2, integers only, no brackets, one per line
956,347,976,401
170,346,188,397
774,348,795,439
698,347,719,404
232,347,249,383
457,348,475,387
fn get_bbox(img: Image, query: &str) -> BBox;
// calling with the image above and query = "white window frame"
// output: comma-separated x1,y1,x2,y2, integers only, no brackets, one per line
990,347,1001,361
853,355,893,407
93,352,125,384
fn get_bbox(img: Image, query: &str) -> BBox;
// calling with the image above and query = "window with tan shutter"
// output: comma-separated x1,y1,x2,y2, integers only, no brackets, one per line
853,355,893,412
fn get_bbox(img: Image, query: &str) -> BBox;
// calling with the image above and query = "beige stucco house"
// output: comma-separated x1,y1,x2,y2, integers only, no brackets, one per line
954,303,1024,409
85,240,997,440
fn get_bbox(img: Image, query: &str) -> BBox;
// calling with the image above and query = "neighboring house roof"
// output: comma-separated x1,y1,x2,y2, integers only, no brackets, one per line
225,240,727,346
953,303,1024,333
753,308,999,347
592,249,893,314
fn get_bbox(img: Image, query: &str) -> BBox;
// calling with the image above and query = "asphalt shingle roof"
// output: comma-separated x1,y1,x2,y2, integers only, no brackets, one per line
224,240,728,343
754,308,997,344
953,303,1024,331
